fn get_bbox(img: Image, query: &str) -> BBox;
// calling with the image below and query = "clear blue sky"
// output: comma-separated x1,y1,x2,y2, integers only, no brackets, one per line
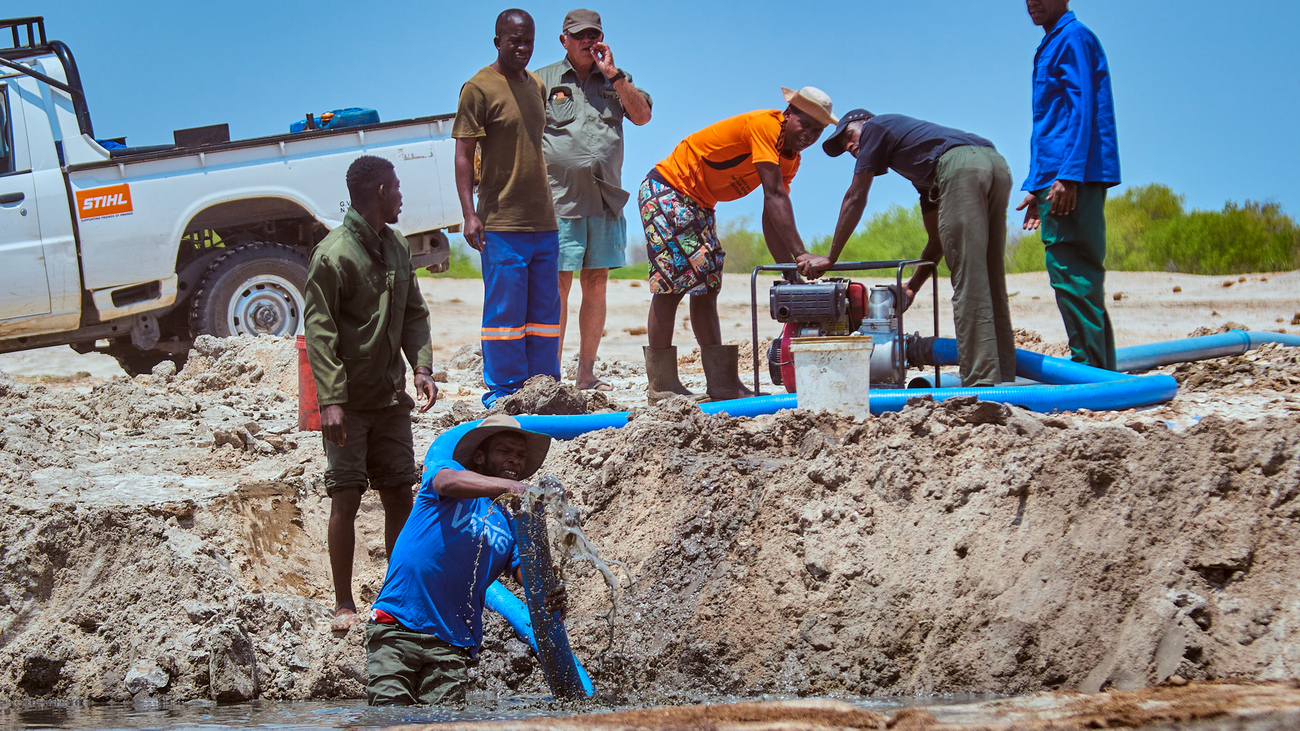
20,1,1300,241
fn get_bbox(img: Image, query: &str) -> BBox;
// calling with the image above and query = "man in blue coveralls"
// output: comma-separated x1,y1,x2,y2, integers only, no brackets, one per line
365,414,567,705
1015,0,1121,370
454,9,563,406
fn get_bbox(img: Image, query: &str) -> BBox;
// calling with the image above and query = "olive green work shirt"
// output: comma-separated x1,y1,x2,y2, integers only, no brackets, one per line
304,207,433,409
452,66,557,232
534,58,651,218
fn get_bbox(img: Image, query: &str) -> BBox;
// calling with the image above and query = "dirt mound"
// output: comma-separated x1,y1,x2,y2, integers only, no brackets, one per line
1174,342,1300,393
1188,322,1251,338
0,485,378,702
4,327,1300,707
0,373,106,488
679,339,769,374
490,375,593,416
0,336,308,502
1013,328,1071,358
564,355,647,382
180,334,299,397
524,397,1300,699
443,344,487,389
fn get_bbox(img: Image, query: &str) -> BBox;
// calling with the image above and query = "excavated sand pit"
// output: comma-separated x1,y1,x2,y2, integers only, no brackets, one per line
1,332,1299,730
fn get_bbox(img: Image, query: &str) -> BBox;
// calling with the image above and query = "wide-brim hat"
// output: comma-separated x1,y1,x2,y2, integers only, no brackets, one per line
822,108,876,157
452,415,552,480
781,86,838,127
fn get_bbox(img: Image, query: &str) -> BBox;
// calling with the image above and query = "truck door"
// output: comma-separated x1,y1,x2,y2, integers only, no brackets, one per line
0,80,52,319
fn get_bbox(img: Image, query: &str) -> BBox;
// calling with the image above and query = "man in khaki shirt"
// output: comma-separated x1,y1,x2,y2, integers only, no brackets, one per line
535,9,651,391
453,9,562,407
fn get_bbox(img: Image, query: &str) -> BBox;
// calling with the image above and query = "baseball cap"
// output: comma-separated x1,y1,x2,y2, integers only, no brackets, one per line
822,108,875,157
562,9,602,34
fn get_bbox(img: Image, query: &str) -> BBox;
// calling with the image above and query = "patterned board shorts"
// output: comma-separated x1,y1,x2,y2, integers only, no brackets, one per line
638,176,724,295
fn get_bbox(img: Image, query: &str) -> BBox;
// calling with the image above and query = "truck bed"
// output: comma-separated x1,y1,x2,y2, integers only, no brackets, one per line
69,113,457,171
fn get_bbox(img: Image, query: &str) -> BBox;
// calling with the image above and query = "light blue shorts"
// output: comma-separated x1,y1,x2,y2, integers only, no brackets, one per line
557,214,627,272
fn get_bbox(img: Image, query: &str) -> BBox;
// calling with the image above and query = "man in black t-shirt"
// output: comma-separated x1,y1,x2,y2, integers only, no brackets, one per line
807,110,1016,387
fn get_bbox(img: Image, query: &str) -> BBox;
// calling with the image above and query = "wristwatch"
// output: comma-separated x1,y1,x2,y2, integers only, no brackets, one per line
608,69,626,84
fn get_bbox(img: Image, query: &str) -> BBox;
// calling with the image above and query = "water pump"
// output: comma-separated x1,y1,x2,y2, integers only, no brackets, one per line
766,277,908,391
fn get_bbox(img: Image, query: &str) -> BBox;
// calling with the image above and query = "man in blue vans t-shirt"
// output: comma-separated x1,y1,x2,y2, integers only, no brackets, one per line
365,415,565,706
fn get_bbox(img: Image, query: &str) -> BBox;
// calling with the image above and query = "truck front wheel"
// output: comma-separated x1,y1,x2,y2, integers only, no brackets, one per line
189,243,309,339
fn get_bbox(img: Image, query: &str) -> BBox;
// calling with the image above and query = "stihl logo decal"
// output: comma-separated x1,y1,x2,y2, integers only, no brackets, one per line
76,184,134,219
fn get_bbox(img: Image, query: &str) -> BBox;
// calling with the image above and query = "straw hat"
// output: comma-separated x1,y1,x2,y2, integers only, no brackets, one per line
781,86,838,126
452,415,552,480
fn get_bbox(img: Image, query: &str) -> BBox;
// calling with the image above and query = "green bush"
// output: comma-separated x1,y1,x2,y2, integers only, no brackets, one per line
421,184,1299,281
807,204,950,277
1146,201,1300,274
1005,183,1185,273
719,216,778,274
609,261,650,280
1103,183,1183,271
1004,231,1047,273
1005,184,1299,275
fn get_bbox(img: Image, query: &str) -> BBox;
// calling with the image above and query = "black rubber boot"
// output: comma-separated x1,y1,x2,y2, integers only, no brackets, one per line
643,346,702,404
701,344,755,402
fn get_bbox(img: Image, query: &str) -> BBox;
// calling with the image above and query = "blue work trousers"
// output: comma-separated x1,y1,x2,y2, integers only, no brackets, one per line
480,231,562,406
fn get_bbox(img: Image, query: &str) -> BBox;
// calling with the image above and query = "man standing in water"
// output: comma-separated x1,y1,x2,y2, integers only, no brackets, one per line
454,9,563,407
304,155,438,631
1016,0,1121,369
638,87,835,402
365,415,566,706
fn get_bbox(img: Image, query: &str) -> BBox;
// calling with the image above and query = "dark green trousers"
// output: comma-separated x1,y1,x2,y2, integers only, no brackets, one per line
366,621,469,706
936,146,1017,386
1035,183,1117,370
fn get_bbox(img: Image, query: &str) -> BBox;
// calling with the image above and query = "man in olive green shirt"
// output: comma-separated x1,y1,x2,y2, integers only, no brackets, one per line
536,9,651,391
305,155,437,631
453,9,562,408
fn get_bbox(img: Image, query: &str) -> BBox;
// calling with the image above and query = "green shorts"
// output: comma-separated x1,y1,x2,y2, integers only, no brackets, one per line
321,398,418,497
365,621,470,706
557,213,627,271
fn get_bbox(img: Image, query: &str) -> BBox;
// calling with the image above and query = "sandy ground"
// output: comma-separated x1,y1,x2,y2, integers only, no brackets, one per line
0,272,1298,729
2,270,1297,379
395,682,1300,730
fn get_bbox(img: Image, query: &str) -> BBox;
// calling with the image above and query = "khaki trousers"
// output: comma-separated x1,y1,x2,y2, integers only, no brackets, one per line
935,146,1017,386
365,621,469,706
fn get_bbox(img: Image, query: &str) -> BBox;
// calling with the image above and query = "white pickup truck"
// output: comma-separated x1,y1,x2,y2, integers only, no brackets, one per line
0,17,460,374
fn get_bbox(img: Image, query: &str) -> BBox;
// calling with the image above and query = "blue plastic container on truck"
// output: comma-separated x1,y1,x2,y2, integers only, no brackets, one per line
290,108,380,133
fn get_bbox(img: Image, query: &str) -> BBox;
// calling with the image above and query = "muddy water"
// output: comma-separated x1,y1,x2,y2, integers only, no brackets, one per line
0,694,992,730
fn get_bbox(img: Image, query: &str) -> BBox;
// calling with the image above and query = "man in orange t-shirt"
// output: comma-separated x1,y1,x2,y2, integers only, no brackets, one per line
638,86,836,403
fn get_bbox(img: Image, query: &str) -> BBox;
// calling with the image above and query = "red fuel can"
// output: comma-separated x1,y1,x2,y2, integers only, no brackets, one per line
296,335,321,431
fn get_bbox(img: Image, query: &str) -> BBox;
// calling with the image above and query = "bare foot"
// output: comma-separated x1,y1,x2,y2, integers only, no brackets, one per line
330,607,361,632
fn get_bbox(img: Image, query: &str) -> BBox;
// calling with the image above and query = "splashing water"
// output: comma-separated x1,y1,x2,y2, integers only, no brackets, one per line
524,475,634,664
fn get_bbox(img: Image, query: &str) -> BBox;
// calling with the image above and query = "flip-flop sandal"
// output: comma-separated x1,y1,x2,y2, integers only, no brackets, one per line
579,379,614,392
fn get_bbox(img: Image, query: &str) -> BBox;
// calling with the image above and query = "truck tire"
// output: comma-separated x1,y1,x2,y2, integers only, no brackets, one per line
189,243,309,339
